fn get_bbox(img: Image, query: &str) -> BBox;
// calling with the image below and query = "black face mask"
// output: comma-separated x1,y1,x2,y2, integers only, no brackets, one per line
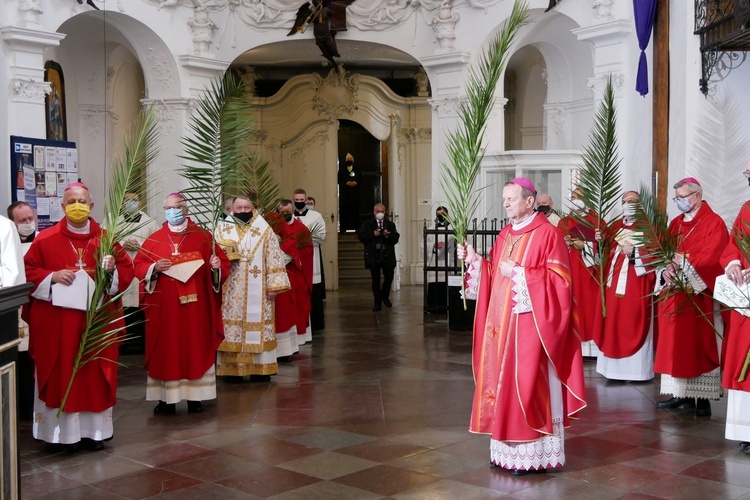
346,161,353,166
283,213,293,222
234,212,252,223
536,205,551,215
294,201,306,211
435,214,447,226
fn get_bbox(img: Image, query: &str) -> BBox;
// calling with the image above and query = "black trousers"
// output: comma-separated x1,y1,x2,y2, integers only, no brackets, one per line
369,264,395,306
120,307,146,355
17,351,34,421
311,282,325,331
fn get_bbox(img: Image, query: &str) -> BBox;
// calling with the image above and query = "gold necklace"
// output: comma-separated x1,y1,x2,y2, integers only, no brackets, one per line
507,234,524,258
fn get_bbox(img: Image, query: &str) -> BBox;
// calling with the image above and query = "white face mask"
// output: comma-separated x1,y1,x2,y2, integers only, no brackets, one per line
17,222,35,237
622,203,636,217
571,199,586,210
305,205,314,211
123,200,140,215
375,212,385,221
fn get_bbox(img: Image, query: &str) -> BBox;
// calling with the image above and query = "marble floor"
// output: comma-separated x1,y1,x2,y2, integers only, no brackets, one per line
19,284,750,499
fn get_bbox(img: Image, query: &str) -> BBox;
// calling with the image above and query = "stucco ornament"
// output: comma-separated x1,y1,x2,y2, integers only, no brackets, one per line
11,79,49,104
18,0,43,26
311,66,360,123
430,1,459,54
189,6,218,55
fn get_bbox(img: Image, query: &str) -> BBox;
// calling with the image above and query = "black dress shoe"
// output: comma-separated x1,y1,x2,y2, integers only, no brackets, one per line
249,374,272,382
81,438,104,451
278,355,293,363
656,396,695,409
382,297,392,307
695,398,711,417
187,401,203,413
510,468,547,476
153,401,176,415
372,305,381,312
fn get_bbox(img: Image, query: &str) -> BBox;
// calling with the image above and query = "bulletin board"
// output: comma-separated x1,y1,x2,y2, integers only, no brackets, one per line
10,136,78,231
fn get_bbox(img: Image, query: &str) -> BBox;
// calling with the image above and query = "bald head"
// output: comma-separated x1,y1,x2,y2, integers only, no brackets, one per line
536,194,553,208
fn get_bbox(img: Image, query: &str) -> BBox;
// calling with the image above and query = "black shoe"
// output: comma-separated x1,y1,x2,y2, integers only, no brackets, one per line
81,438,104,451
510,468,547,476
249,374,272,382
224,375,244,384
187,401,203,413
382,297,392,307
656,397,695,409
695,398,711,417
372,305,381,312
153,401,176,415
278,356,293,363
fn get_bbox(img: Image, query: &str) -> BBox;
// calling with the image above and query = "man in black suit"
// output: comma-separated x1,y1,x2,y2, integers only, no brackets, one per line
358,203,400,311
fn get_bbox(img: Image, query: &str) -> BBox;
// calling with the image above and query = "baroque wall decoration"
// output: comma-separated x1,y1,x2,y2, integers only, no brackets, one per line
311,67,360,123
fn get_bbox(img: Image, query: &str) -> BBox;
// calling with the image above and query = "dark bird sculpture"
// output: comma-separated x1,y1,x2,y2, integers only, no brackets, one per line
545,0,560,12
287,0,356,68
77,0,100,9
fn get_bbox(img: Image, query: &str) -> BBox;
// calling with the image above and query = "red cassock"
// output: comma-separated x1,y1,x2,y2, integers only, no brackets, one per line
267,214,309,335
594,220,656,358
292,218,314,332
24,217,133,413
653,202,727,378
470,214,586,442
720,200,750,391
558,212,603,342
133,220,229,381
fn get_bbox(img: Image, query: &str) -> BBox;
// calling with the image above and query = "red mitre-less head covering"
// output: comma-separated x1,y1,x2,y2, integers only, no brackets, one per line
64,182,89,191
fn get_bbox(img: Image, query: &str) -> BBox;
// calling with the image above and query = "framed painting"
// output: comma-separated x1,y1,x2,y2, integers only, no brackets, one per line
44,61,67,142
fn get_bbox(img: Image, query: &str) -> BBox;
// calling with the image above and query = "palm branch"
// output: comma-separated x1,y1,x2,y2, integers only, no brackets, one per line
439,0,529,309
58,107,160,417
572,75,622,317
177,70,255,283
633,183,722,340
234,154,280,214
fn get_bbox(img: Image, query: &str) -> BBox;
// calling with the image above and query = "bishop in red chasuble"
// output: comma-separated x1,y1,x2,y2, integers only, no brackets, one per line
459,179,586,474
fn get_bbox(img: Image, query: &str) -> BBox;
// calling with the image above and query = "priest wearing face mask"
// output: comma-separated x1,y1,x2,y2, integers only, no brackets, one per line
267,199,312,358
721,161,750,454
134,193,230,413
24,182,134,450
117,192,159,355
6,202,33,420
213,195,291,381
425,206,455,313
653,177,727,417
292,188,326,333
358,203,400,311
593,191,655,382
558,189,603,353
535,194,561,226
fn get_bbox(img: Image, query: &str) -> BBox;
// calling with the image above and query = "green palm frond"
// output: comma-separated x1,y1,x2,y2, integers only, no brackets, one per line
572,75,623,317
439,0,529,308
178,70,255,234
59,108,160,417
234,154,280,214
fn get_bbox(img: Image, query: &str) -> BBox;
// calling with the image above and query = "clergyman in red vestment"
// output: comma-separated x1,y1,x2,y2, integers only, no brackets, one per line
720,162,750,452
458,178,586,475
25,183,133,450
594,190,655,382
558,188,603,356
654,178,727,417
134,193,230,415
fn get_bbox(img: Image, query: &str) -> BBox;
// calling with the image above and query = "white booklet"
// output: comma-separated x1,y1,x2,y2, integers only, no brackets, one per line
714,274,750,318
51,269,95,311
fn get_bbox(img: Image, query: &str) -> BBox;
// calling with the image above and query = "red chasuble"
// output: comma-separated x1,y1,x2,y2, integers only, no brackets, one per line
470,213,586,442
653,202,727,379
720,201,750,391
558,212,603,342
134,220,230,381
267,214,308,334
595,220,656,358
24,217,133,413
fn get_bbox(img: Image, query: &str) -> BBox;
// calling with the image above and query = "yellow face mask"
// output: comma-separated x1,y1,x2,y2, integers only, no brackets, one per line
65,202,91,223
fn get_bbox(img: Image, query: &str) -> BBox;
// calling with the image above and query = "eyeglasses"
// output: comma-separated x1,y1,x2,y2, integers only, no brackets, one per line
672,192,697,203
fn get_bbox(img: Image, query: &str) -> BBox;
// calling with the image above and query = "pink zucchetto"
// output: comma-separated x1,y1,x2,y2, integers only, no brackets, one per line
64,182,89,191
678,177,701,187
166,192,186,200
510,177,537,194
